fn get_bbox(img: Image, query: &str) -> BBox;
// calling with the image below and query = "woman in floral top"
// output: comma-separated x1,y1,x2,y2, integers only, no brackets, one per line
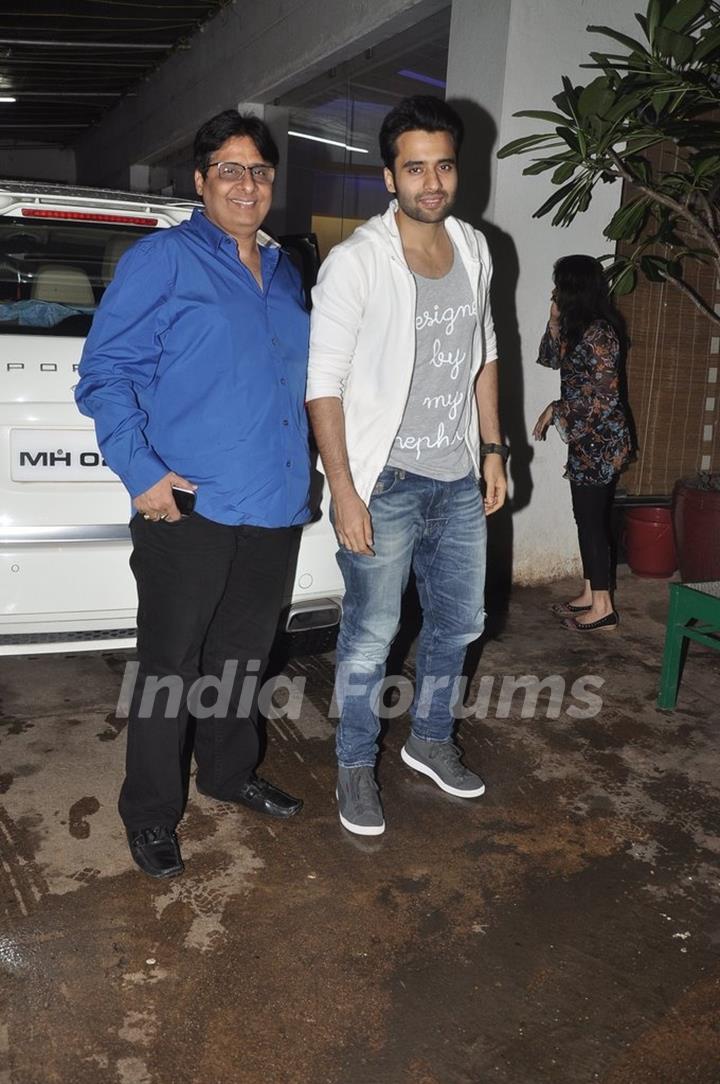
533,255,632,633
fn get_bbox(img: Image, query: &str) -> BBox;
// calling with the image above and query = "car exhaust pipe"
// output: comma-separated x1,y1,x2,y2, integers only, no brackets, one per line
284,598,342,634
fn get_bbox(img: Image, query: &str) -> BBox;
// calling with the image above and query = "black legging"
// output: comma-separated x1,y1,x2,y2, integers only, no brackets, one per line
570,480,616,591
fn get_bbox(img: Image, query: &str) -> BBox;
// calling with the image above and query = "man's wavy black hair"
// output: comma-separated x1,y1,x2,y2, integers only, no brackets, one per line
379,95,464,172
193,110,279,175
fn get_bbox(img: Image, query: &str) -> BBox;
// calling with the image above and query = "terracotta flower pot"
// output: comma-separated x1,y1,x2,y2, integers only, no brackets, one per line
624,506,677,578
672,477,720,583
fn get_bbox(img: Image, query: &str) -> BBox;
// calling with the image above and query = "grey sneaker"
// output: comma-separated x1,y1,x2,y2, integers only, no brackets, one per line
336,766,385,836
401,734,485,798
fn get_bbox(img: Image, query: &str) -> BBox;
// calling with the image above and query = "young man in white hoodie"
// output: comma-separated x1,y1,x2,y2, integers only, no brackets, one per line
307,96,507,836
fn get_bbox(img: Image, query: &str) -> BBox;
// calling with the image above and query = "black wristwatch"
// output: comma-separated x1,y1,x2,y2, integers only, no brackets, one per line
480,442,509,461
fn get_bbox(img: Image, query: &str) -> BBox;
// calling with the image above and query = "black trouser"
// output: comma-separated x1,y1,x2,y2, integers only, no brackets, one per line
569,480,616,592
119,512,300,831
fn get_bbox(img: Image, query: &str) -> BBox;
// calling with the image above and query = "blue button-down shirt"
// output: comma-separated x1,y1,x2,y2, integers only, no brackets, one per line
76,208,311,527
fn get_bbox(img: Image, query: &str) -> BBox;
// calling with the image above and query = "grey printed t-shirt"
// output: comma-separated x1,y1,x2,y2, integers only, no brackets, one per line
387,244,476,480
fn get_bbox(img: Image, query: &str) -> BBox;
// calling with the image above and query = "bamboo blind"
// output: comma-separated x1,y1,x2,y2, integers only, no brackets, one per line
616,141,719,497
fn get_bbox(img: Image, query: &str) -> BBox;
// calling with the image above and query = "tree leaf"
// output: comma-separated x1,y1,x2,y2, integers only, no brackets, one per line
584,51,650,68
624,155,653,184
587,113,611,139
552,160,578,183
653,25,696,62
680,248,714,264
531,181,578,219
647,0,676,45
651,88,673,114
587,24,651,56
672,127,720,148
661,0,707,34
577,188,593,213
692,153,720,179
496,133,563,158
578,76,615,117
656,219,684,246
551,180,593,226
551,90,573,117
641,254,673,281
693,24,720,60
604,255,628,284
604,198,650,240
522,157,568,176
611,265,638,295
604,253,628,273
623,133,665,154
514,109,573,125
584,49,644,72
557,126,581,152
602,89,651,126
646,0,660,43
560,76,582,124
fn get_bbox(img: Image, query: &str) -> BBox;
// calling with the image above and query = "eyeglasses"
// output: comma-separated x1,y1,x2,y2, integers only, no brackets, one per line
207,161,276,184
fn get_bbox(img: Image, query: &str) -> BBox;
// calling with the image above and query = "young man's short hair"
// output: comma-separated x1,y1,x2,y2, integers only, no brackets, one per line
379,96,464,172
193,110,280,174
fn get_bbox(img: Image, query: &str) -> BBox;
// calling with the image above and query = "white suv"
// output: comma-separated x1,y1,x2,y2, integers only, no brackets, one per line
0,181,342,654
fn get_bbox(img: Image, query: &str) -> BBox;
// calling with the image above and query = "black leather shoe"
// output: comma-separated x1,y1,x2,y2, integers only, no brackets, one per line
127,825,184,878
198,775,302,818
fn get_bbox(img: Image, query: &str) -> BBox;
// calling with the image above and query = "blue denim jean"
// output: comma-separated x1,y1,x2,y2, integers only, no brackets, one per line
333,468,486,767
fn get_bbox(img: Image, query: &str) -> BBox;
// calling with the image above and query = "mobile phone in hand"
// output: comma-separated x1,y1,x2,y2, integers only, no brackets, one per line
171,485,196,516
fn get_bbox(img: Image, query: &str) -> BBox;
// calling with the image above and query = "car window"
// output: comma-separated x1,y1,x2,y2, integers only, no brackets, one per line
0,218,157,337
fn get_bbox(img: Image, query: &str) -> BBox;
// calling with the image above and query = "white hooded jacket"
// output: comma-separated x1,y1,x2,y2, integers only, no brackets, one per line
306,200,498,505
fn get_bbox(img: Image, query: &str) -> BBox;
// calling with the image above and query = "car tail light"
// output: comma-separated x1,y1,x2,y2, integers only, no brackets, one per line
21,209,159,226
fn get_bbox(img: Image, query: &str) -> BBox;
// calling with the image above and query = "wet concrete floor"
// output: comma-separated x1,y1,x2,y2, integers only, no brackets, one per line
0,568,718,1084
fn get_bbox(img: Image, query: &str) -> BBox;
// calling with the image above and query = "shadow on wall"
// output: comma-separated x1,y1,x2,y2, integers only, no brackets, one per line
449,97,534,630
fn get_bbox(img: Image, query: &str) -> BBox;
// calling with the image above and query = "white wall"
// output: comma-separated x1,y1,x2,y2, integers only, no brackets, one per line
449,0,642,583
1,147,76,185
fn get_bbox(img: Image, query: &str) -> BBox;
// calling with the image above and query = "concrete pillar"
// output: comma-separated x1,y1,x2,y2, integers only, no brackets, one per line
446,0,512,226
129,164,170,195
128,164,149,193
236,102,290,236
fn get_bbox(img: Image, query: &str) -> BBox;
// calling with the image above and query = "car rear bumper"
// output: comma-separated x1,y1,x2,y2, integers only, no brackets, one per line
0,526,342,655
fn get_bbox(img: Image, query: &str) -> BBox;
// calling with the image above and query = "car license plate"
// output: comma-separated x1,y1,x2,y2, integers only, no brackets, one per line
10,429,117,481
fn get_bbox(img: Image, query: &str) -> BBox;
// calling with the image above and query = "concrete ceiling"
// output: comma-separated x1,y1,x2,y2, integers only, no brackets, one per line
0,0,232,149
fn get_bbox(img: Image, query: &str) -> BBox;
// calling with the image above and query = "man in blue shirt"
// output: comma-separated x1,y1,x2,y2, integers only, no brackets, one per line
76,111,310,878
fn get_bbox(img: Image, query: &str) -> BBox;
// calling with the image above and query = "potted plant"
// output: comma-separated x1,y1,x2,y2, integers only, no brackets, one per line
496,0,720,326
